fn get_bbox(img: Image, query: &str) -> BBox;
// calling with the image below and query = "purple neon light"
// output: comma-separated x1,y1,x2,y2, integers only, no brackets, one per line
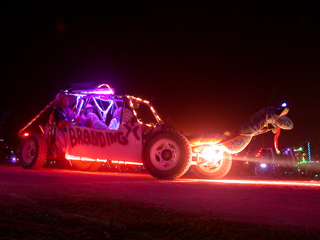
80,89,114,95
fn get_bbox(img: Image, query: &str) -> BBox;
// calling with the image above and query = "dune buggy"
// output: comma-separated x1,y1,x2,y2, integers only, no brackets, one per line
18,84,234,180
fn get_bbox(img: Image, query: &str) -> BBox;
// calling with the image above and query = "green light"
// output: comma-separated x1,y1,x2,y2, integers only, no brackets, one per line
293,147,303,152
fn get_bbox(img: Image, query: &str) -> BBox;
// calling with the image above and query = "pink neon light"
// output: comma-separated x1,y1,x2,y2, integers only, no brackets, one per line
111,160,143,165
80,84,114,95
65,154,108,162
81,89,114,95
65,154,143,166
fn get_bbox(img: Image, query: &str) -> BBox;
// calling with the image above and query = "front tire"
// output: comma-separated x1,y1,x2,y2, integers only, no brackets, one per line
19,134,47,169
191,152,232,179
72,161,102,172
142,129,192,180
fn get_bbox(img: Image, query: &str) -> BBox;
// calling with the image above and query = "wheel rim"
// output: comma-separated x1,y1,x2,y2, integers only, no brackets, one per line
150,139,180,170
22,139,37,164
197,152,231,173
198,159,223,173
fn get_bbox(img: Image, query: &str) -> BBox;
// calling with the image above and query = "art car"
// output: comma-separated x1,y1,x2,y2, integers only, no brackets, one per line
18,84,293,180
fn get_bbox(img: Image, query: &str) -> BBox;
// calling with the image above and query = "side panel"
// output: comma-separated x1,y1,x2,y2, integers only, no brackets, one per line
65,123,143,162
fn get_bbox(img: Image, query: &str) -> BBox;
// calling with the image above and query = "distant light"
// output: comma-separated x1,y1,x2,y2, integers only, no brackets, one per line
24,133,29,137
307,142,311,161
260,163,267,168
281,103,287,107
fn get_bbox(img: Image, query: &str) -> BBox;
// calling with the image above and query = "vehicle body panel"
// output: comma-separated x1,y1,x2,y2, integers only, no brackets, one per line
65,124,143,162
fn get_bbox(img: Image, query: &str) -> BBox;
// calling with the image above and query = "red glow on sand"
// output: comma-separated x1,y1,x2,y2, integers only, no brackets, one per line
178,179,320,187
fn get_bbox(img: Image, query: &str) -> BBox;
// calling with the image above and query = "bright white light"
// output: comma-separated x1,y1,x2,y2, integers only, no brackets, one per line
201,146,223,162
260,163,267,168
281,103,287,107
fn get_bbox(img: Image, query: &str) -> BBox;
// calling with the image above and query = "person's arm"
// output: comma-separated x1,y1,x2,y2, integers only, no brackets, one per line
108,118,120,130
58,116,81,127
54,108,81,127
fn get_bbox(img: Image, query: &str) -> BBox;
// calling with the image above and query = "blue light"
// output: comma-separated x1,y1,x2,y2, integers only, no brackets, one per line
307,142,311,161
281,103,287,107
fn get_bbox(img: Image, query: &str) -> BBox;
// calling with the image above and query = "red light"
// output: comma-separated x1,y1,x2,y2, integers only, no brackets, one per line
24,133,29,137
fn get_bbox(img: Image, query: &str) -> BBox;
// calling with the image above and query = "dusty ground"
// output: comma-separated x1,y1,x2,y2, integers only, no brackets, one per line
1,164,320,239
1,196,319,240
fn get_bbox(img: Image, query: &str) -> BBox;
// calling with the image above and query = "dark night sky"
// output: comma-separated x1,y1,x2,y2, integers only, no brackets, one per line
2,2,320,151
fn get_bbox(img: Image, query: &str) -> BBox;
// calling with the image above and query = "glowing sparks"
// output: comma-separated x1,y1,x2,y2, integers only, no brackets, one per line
192,143,228,165
201,146,224,162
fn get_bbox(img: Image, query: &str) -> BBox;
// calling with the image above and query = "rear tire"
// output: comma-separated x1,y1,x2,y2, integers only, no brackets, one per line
72,161,102,172
143,129,192,180
19,134,47,170
191,152,232,179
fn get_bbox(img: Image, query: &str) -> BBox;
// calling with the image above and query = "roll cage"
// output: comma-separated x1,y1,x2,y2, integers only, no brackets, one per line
18,84,164,137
